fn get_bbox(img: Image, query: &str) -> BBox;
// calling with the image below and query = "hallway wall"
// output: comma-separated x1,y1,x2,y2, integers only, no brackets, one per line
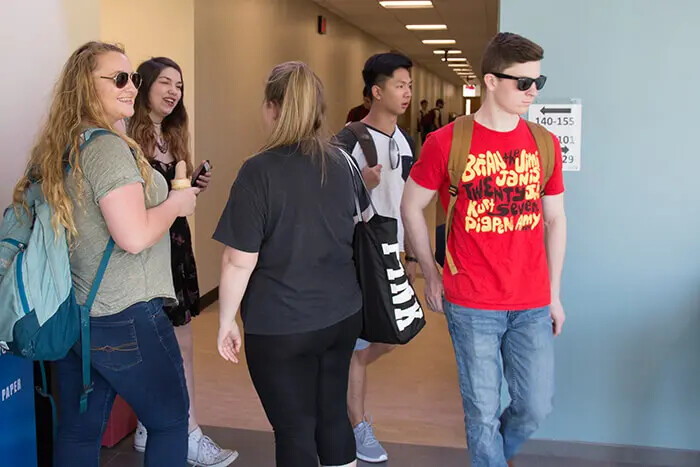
194,0,463,293
101,0,196,161
101,0,197,240
0,0,100,208
501,0,700,451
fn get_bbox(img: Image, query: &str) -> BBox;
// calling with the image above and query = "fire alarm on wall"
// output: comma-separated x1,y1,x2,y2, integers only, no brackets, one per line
318,15,327,35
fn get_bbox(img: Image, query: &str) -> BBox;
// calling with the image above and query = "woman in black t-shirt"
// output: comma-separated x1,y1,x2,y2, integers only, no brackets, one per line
213,61,362,467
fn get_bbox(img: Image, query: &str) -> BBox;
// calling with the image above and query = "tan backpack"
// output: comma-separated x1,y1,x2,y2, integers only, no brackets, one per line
443,115,555,275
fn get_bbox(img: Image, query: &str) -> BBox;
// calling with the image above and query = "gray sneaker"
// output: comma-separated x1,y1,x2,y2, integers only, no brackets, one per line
353,417,388,463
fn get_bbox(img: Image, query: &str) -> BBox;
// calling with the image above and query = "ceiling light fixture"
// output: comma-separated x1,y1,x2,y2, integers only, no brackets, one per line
422,39,456,45
405,24,446,30
380,1,433,8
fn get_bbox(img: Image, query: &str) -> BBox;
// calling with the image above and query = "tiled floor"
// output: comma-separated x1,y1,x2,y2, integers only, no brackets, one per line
99,425,661,467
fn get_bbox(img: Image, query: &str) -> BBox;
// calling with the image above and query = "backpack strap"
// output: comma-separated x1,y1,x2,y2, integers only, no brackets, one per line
76,127,116,413
346,122,378,167
64,128,114,173
444,115,475,276
525,121,555,197
78,237,115,413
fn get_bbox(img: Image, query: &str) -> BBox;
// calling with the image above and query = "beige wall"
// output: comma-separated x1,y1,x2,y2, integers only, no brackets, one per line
100,0,195,153
193,0,462,293
101,0,197,238
0,1,100,208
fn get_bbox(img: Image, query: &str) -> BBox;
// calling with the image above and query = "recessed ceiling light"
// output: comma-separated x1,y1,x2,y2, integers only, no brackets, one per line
380,1,433,8
446,58,467,62
448,64,468,67
422,39,456,45
433,50,462,55
405,24,447,30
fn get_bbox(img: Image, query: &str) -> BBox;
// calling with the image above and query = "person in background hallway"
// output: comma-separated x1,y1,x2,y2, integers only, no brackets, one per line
128,57,238,467
432,98,445,130
419,98,444,139
345,87,371,123
18,41,198,467
418,99,429,143
335,52,417,464
401,32,566,467
214,61,362,467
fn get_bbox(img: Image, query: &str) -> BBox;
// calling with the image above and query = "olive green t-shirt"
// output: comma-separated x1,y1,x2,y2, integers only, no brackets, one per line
66,133,176,317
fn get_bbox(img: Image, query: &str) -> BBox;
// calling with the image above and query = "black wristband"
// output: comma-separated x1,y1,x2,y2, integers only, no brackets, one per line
404,255,418,263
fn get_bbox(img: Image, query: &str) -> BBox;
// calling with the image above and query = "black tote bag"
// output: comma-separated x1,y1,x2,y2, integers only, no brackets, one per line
341,150,425,345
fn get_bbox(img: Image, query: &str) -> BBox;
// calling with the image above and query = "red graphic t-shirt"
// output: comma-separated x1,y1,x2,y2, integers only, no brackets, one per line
410,118,564,310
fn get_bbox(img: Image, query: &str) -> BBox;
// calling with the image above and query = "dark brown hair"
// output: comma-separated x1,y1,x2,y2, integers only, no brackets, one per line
481,32,544,78
128,57,193,176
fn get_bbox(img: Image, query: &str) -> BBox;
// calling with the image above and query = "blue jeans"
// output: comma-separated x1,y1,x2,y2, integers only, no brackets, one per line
444,300,554,467
54,299,189,467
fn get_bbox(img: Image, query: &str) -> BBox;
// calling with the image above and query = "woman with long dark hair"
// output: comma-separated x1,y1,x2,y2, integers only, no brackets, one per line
128,57,237,467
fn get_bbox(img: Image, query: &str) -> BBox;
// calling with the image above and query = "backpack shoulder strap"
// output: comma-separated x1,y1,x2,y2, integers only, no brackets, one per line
525,121,555,197
346,122,378,167
81,128,113,148
78,236,116,414
444,115,475,275
64,128,115,172
77,130,115,414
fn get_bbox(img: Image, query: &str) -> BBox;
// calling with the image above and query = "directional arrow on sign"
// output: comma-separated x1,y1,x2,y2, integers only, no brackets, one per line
540,107,571,115
562,146,570,154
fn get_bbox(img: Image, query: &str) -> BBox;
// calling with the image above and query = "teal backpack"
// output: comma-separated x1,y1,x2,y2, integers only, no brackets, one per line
0,128,115,419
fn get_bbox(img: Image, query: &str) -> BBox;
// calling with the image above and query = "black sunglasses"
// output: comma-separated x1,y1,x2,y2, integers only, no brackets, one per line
490,72,547,91
99,72,142,89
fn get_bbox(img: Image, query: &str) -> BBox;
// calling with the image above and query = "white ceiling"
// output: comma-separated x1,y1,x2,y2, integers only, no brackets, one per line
311,0,499,86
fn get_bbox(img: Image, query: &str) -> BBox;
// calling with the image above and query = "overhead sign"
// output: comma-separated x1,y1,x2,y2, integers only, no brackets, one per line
463,84,477,97
528,102,582,171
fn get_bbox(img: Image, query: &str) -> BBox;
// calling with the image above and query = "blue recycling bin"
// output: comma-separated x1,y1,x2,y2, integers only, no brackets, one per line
0,350,37,467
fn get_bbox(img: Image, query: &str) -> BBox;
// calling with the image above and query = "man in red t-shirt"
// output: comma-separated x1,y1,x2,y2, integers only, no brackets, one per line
402,33,567,467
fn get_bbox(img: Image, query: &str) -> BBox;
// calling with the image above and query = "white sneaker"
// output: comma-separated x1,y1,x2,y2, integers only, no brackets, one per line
188,427,239,467
133,420,147,453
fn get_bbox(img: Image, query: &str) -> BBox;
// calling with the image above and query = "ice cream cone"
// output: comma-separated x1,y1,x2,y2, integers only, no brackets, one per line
171,160,190,190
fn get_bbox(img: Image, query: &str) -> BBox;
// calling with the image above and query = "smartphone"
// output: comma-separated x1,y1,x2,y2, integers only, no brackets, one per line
191,160,211,186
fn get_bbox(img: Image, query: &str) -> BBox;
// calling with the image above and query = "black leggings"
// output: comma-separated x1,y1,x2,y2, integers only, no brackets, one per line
245,311,362,467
